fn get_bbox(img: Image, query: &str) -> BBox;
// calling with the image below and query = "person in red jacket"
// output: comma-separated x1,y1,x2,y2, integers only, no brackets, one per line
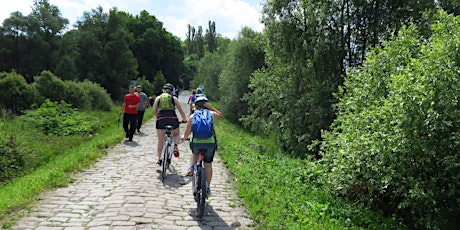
120,85,141,142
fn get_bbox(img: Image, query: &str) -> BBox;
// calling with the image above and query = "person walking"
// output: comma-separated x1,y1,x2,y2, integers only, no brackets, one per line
182,96,222,195
135,85,149,133
153,83,187,165
120,85,141,142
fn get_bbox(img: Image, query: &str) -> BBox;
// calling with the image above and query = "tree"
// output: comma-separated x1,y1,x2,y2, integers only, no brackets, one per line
219,27,265,123
205,21,217,53
319,11,460,228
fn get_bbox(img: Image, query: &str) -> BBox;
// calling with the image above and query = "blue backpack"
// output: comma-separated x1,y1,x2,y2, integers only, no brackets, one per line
192,109,214,139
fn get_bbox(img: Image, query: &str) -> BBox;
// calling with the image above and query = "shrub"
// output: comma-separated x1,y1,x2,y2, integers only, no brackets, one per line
63,80,91,110
0,72,40,114
0,135,25,182
80,80,113,111
21,99,102,136
319,11,460,229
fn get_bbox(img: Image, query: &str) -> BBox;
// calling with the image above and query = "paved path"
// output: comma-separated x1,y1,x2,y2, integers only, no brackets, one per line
12,92,254,230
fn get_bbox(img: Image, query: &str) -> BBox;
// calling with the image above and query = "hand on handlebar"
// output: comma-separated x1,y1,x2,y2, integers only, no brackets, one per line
180,137,190,143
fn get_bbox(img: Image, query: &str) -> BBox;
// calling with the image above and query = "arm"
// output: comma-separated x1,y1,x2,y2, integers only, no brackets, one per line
143,97,149,108
120,102,125,114
173,97,187,122
153,96,160,117
204,102,221,115
182,115,193,139
212,110,223,120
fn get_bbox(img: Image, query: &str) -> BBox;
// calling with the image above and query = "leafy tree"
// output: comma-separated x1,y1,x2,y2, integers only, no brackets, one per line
102,8,138,100
319,11,460,229
193,52,223,101
205,21,217,53
219,27,265,123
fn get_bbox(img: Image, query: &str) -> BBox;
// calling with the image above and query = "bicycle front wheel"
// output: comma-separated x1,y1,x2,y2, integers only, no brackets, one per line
197,167,207,217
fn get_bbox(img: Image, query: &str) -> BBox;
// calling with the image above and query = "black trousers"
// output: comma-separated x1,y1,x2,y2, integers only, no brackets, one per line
137,110,145,130
123,113,138,138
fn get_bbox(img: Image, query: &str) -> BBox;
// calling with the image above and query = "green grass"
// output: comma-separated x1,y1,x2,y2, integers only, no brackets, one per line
0,104,404,229
215,119,405,230
0,107,154,228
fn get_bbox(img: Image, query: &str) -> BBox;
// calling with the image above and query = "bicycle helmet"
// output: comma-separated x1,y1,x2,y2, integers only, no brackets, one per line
194,96,208,108
163,83,174,91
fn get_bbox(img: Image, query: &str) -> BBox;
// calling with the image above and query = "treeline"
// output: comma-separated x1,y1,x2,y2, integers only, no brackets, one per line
0,0,185,100
189,1,460,229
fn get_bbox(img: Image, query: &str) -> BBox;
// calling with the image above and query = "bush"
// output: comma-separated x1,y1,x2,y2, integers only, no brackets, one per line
0,72,40,114
63,81,91,110
21,99,102,136
0,135,26,182
81,80,113,111
319,11,460,229
33,70,68,103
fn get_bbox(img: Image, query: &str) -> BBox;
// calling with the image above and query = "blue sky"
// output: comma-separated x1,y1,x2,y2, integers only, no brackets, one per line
0,0,265,40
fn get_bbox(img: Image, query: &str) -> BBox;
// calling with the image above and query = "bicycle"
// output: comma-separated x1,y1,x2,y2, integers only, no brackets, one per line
192,147,208,217
160,125,174,182
160,121,187,182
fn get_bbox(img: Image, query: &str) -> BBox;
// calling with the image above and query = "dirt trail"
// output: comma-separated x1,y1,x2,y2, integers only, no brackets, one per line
11,91,254,230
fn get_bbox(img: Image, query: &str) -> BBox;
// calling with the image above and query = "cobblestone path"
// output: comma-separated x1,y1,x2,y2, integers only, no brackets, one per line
11,92,254,230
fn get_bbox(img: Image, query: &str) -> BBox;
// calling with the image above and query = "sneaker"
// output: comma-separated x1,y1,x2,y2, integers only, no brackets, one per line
173,145,180,157
125,132,129,138
128,137,132,142
156,159,162,166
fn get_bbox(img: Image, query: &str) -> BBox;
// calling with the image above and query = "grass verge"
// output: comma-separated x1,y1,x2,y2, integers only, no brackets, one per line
215,119,405,229
0,107,154,228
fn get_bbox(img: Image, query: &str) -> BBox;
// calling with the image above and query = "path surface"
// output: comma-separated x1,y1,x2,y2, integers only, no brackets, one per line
11,92,254,230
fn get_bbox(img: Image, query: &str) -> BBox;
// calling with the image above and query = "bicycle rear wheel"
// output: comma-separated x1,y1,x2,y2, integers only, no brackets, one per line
161,142,169,182
197,167,207,217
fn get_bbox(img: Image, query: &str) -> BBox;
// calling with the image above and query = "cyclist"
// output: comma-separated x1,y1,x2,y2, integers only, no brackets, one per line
153,83,187,166
182,96,222,194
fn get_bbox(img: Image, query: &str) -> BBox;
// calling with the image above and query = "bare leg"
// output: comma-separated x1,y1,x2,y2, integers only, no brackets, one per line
203,162,213,186
171,128,180,145
157,129,166,160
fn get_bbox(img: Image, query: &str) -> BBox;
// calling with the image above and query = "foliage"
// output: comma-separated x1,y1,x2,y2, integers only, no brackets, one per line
216,118,404,229
319,11,460,229
0,106,126,227
80,80,113,111
219,27,265,123
20,99,102,136
193,52,223,101
0,72,41,114
31,70,113,111
152,71,167,95
0,136,26,183
135,76,155,98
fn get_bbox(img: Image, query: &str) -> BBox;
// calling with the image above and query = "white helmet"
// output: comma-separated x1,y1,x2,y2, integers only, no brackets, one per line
195,96,208,107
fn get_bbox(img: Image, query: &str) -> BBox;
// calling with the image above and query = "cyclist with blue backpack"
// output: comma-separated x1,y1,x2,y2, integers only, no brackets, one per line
182,96,222,194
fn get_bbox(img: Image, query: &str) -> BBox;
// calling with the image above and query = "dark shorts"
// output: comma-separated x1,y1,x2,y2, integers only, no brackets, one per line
156,117,180,129
190,143,216,163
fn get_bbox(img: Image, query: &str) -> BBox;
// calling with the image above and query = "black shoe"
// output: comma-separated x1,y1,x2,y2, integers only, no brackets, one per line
156,159,162,166
125,133,129,138
128,137,132,142
137,129,140,133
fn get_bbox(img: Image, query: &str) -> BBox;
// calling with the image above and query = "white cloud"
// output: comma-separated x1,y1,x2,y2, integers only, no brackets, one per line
0,0,264,40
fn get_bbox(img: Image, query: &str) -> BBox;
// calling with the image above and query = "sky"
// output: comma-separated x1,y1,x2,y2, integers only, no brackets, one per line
0,0,265,40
